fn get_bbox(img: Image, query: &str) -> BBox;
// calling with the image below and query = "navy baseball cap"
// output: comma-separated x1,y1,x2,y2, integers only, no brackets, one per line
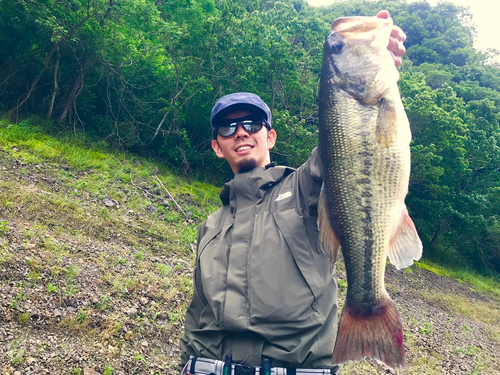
210,92,272,138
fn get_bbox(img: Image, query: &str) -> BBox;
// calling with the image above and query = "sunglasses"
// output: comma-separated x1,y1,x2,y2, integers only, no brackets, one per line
216,115,269,137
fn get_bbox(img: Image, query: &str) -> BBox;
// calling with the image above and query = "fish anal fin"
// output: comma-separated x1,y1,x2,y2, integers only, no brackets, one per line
388,208,423,270
376,97,398,147
332,295,408,370
318,187,341,263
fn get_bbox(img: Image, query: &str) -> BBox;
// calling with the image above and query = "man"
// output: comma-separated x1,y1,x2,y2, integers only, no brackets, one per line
180,11,406,375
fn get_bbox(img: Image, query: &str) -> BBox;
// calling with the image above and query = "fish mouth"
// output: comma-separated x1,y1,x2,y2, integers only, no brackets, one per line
332,16,392,39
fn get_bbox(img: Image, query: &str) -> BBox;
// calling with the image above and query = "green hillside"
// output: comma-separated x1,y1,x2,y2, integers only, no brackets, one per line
0,118,220,373
1,117,499,374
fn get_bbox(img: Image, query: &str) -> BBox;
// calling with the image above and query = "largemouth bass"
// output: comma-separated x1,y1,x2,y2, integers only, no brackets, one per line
317,16,422,369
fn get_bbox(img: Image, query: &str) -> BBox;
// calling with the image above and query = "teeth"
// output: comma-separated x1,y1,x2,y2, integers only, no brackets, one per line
237,146,252,152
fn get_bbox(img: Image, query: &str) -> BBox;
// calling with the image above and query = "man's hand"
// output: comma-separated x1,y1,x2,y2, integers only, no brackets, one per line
377,10,406,67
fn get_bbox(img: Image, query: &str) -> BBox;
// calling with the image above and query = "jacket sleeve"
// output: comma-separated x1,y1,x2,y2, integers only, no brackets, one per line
179,221,208,371
293,146,323,217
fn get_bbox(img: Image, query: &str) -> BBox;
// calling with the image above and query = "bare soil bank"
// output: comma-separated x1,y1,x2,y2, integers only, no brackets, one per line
1,148,499,375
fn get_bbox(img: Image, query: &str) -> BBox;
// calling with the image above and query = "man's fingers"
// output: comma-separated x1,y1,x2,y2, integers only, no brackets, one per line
376,10,390,19
389,50,403,68
388,36,406,58
391,26,407,43
376,9,406,66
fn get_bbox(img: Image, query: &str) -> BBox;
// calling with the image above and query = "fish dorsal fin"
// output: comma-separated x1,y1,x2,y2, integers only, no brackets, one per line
318,186,341,263
388,208,423,269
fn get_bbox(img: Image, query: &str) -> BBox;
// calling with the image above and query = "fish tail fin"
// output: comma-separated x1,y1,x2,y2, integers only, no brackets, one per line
388,207,423,269
332,295,408,369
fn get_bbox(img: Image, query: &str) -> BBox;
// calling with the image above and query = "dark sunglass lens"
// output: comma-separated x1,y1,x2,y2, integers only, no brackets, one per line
216,117,264,137
217,125,236,137
241,119,263,133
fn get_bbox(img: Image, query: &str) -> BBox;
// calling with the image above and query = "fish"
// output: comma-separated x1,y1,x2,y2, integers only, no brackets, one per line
317,16,423,369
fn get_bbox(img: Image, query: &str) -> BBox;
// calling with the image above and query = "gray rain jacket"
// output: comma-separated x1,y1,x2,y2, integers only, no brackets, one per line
179,148,338,370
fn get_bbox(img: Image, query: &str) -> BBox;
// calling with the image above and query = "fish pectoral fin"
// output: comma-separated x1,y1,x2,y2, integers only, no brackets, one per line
318,187,341,263
376,97,398,147
388,208,423,270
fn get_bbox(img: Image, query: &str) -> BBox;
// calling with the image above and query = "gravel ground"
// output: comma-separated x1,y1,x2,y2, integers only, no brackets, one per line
1,149,500,375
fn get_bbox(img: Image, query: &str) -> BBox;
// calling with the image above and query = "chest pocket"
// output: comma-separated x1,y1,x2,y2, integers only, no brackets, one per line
248,207,329,324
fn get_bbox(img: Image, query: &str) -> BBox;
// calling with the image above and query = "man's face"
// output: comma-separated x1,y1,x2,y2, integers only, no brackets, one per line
211,110,277,174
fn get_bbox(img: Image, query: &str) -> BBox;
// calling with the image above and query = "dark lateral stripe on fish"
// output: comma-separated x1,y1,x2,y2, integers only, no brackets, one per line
362,201,374,305
356,178,370,185
358,151,373,157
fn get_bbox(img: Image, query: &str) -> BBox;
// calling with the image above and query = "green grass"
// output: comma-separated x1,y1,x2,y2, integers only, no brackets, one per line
0,220,9,236
157,263,171,277
18,311,31,324
0,118,125,168
416,259,500,298
420,322,433,335
94,296,112,310
420,290,500,325
0,247,14,264
103,364,114,375
0,143,217,259
77,310,88,324
0,117,220,217
6,334,28,365
47,282,58,293
9,292,25,310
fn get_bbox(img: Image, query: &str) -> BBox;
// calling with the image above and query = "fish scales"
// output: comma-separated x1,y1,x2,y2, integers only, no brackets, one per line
317,16,422,370
323,93,402,307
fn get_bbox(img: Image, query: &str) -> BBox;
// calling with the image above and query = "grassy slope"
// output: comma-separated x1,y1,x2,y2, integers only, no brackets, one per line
0,117,499,375
0,118,220,374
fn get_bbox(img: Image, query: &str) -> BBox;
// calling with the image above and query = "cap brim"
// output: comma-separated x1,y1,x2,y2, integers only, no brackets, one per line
212,103,268,126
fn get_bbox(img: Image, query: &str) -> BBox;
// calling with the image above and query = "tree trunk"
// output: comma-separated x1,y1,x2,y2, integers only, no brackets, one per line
47,46,60,120
429,217,452,250
9,41,61,120
57,59,92,123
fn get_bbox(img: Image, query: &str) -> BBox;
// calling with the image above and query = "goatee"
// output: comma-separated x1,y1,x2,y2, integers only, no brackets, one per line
237,158,257,173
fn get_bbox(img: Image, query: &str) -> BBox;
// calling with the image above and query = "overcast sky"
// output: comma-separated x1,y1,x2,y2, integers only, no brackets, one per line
305,0,500,52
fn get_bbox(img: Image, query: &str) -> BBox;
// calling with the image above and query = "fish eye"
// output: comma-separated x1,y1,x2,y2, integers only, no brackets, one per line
330,41,344,54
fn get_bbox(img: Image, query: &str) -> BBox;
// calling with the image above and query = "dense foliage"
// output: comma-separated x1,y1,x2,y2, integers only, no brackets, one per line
2,0,500,274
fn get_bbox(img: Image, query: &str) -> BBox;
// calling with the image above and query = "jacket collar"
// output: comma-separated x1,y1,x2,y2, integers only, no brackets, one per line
219,164,295,206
